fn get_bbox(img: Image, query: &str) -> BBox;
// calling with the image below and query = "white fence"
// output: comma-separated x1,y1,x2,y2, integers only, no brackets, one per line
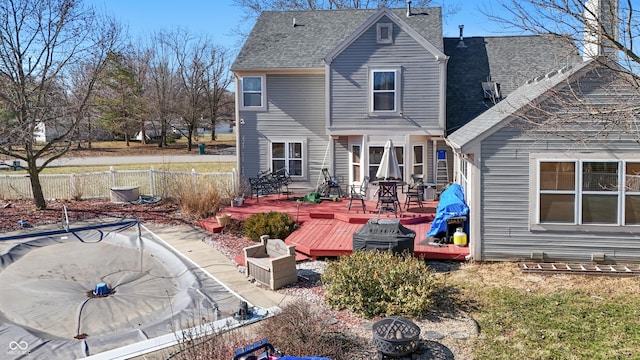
0,168,237,200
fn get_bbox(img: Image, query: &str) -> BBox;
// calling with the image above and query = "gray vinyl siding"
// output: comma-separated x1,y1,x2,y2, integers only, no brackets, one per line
334,138,349,186
238,74,327,191
479,125,640,263
329,16,442,131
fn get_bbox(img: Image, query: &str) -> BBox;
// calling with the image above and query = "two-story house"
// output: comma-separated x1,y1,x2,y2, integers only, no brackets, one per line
232,5,579,195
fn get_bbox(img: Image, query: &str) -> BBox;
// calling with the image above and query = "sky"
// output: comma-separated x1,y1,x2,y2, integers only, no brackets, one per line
92,0,517,53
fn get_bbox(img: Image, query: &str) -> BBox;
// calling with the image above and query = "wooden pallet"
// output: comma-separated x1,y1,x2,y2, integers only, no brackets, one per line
521,262,640,276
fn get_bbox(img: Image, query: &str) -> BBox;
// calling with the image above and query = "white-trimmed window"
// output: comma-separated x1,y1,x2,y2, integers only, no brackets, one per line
396,146,404,180
240,75,265,110
377,23,393,44
413,145,424,175
271,141,303,177
369,146,384,180
536,159,640,226
352,144,361,183
370,68,400,114
368,145,404,180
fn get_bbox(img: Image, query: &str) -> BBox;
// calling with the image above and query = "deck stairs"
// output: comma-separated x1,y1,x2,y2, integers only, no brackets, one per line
521,262,640,276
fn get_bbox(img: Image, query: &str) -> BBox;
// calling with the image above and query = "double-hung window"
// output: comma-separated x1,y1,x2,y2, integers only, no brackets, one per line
352,145,361,183
271,141,303,177
413,145,424,175
368,145,404,180
241,75,265,110
537,159,640,226
370,68,400,114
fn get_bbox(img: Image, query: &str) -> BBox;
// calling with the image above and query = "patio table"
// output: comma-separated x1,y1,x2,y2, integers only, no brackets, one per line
371,180,405,217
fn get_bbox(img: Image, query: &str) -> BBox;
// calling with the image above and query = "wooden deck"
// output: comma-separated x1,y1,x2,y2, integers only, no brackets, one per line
198,193,469,262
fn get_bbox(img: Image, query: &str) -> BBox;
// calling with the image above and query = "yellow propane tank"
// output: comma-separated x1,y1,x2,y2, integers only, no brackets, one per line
453,227,467,247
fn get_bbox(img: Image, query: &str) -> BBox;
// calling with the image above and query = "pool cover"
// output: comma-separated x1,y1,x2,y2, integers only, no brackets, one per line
0,221,248,359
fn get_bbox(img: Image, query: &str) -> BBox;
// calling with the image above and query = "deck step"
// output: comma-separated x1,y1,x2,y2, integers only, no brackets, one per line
521,262,640,276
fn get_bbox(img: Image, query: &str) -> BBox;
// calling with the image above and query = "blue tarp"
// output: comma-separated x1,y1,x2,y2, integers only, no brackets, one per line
426,183,469,237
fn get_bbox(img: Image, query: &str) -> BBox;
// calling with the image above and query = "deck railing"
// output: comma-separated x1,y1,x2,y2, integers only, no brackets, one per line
0,167,236,200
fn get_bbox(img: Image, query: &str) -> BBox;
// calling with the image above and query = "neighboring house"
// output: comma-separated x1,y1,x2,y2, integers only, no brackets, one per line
232,5,578,195
447,58,640,264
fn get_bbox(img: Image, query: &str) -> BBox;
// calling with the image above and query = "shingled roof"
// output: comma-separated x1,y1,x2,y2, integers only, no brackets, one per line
444,35,582,134
446,59,594,152
232,7,443,71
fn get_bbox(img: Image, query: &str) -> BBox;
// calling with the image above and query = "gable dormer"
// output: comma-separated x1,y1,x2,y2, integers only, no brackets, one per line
323,7,446,65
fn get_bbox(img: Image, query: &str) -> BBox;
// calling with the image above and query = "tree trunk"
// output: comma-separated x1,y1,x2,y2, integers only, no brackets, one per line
28,162,47,210
187,128,193,151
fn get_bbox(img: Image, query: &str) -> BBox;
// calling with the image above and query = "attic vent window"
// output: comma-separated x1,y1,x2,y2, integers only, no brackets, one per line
377,23,393,44
482,81,501,102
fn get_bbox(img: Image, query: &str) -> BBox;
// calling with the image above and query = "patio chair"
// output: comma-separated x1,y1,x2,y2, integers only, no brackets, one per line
404,174,424,210
318,168,343,198
273,167,292,195
347,176,370,213
243,235,297,290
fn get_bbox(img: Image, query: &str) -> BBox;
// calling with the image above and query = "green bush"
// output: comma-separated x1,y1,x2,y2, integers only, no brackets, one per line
322,250,441,318
243,211,296,241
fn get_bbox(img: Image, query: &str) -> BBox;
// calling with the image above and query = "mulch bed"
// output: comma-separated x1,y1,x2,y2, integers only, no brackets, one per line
0,198,193,234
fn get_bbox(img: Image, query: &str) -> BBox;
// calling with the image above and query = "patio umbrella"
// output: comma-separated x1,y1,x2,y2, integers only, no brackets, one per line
376,139,402,180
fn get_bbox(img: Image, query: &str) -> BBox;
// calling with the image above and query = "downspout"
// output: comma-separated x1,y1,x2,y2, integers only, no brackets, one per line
234,74,242,178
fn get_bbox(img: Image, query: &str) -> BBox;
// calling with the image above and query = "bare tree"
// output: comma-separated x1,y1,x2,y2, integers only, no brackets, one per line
202,46,233,141
147,31,180,148
0,0,120,209
168,29,226,151
234,0,433,12
484,0,640,143
488,0,638,74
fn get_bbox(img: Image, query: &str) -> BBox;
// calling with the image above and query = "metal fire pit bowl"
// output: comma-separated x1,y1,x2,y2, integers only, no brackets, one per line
372,316,421,358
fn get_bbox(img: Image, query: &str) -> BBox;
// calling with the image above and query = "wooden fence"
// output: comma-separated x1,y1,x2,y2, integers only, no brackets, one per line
0,167,237,200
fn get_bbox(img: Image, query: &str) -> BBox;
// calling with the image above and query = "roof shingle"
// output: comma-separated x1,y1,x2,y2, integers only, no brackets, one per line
444,35,582,134
232,7,443,70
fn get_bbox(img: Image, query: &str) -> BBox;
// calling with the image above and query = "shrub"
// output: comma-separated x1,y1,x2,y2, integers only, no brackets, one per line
254,300,359,359
243,211,296,241
322,250,441,318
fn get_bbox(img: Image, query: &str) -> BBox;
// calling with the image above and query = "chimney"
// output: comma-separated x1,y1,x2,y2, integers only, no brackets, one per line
583,0,619,61
406,0,412,17
457,24,467,48
292,17,297,27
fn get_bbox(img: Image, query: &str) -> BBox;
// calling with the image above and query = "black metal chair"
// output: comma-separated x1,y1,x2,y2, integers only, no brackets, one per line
347,176,370,213
273,167,292,195
404,174,424,210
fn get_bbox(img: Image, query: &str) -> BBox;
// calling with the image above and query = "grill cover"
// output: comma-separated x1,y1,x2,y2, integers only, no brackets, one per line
352,219,416,254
